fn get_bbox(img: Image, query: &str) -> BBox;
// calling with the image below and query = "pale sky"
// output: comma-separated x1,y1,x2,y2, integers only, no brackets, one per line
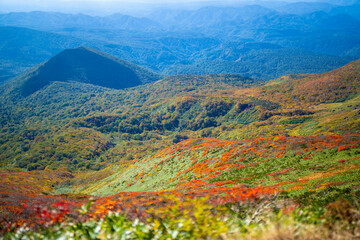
0,0,324,16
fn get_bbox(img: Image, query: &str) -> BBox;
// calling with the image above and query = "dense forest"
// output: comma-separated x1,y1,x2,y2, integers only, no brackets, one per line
0,48,359,238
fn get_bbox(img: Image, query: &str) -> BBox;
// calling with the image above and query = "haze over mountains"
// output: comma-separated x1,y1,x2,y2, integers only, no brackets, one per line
0,0,359,83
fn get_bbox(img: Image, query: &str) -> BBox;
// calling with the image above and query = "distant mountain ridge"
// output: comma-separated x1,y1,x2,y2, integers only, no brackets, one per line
0,3,359,82
0,11,161,31
276,2,335,15
11,47,161,97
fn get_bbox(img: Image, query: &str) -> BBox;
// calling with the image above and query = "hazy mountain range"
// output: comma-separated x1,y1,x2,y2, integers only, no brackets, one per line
0,1,359,83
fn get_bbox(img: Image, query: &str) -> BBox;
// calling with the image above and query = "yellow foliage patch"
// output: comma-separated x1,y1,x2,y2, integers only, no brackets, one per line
297,164,359,182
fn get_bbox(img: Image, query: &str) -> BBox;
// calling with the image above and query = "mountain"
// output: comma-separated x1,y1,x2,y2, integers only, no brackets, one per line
276,2,335,15
0,3,360,239
163,44,353,79
8,47,161,97
147,5,278,33
1,9,358,81
0,11,161,31
330,4,360,20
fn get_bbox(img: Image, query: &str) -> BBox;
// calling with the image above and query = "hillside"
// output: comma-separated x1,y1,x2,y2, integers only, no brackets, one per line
63,59,360,197
259,58,360,104
0,57,358,170
0,55,359,238
79,135,360,196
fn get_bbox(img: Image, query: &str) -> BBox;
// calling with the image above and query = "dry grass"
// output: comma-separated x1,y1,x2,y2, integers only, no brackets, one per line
222,198,360,240
250,222,358,240
222,220,360,240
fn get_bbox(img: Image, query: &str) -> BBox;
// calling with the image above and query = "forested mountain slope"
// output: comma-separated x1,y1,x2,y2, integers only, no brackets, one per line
0,53,359,239
0,56,359,171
